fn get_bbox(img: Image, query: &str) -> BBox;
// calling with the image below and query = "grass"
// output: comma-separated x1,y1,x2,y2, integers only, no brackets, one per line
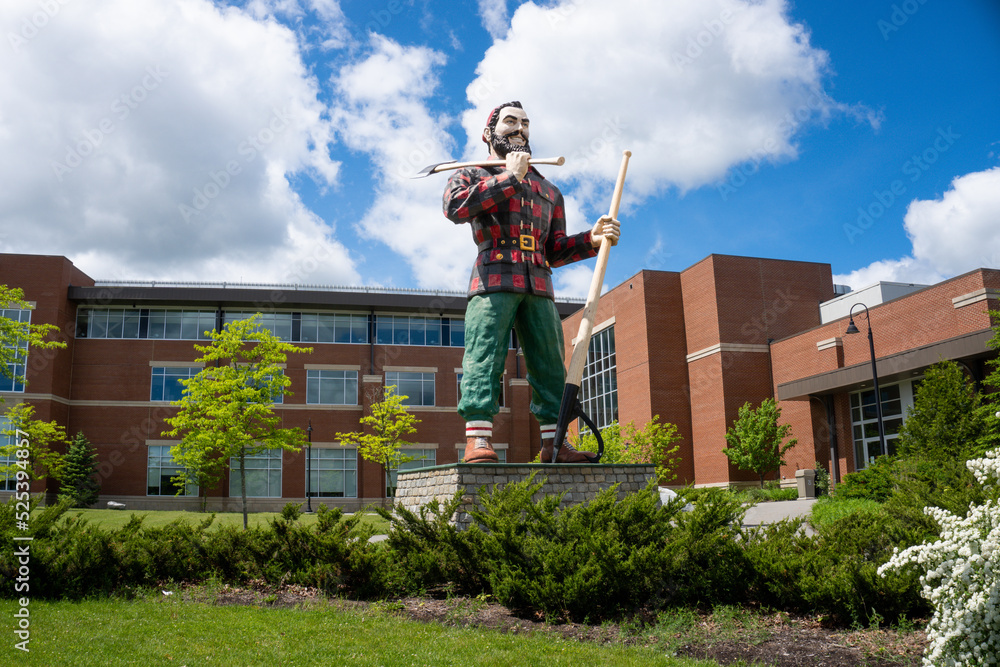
0,596,720,666
809,495,883,530
49,507,391,533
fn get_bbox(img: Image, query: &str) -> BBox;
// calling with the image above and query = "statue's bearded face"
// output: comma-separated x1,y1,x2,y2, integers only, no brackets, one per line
485,106,531,158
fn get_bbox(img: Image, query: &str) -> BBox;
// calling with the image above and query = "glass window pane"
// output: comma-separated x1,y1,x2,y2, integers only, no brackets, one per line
351,316,368,344
376,317,392,344
425,319,441,346
450,320,465,347
301,314,319,343
164,311,183,339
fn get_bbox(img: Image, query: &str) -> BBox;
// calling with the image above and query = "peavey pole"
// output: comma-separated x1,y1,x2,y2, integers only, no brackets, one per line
550,150,632,463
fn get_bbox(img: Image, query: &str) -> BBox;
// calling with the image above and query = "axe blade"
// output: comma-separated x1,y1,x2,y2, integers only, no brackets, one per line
413,160,458,178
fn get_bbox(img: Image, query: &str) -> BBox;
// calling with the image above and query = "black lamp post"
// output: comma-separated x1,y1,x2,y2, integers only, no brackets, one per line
845,303,886,462
306,420,313,513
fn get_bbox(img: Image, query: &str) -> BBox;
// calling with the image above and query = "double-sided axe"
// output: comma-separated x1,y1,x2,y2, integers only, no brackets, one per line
550,150,632,463
412,156,565,178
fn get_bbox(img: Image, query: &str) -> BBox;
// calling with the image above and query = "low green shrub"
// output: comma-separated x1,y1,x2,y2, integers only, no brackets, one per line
809,496,882,530
743,505,935,624
0,498,380,599
837,456,897,502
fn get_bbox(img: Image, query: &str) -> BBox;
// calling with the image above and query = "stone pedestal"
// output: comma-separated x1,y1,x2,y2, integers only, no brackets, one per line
796,468,816,499
395,463,656,530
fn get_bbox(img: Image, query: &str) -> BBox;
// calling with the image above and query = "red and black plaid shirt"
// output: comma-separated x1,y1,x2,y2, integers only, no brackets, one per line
443,165,596,299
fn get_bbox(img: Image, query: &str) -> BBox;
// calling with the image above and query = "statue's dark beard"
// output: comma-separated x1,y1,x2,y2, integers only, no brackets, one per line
490,132,531,158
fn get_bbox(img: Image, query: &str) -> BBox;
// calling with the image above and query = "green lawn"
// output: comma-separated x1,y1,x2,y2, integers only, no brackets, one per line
0,597,717,666
51,508,391,533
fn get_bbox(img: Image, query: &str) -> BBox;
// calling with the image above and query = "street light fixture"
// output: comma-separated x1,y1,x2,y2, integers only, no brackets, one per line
845,303,886,462
306,420,313,513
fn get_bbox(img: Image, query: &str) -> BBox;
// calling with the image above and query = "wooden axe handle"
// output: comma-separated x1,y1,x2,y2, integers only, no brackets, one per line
431,156,565,174
565,150,631,387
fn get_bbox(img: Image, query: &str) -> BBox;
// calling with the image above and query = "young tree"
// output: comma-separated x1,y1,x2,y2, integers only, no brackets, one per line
0,402,68,482
58,432,101,507
1,285,67,389
574,415,682,483
896,359,986,462
162,315,312,528
722,398,797,487
336,384,420,507
974,309,1000,458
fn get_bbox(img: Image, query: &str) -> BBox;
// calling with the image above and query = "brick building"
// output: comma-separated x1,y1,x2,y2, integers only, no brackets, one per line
0,253,581,510
562,255,999,487
1,251,997,507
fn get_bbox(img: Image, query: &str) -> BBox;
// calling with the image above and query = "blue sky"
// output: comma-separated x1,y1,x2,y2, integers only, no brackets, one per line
1,0,998,297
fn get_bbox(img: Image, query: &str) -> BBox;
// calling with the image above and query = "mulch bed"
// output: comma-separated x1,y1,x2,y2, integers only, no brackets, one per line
179,582,926,666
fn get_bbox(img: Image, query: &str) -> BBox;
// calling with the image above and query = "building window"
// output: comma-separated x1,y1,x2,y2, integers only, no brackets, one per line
387,449,436,497
0,416,18,491
147,445,198,496
306,370,359,405
307,448,357,498
457,373,503,407
77,309,216,340
386,371,435,407
150,367,201,402
224,311,293,341
0,308,30,393
229,449,282,498
300,313,368,344
579,326,617,432
850,383,907,469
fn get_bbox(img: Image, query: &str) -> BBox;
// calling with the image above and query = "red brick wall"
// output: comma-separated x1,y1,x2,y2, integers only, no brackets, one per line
772,269,1000,481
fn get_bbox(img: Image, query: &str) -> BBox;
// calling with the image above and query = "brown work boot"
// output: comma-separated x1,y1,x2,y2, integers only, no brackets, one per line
539,440,597,464
464,436,498,463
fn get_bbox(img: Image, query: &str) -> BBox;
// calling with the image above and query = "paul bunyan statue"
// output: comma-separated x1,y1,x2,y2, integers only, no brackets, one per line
442,101,620,464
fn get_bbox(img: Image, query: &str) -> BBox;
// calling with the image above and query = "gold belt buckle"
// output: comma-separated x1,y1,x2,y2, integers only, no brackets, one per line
519,234,536,252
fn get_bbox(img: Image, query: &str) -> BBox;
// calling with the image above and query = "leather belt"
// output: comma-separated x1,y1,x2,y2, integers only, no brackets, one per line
477,234,537,253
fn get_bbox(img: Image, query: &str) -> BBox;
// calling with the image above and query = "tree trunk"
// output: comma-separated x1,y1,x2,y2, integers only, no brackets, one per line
239,449,248,530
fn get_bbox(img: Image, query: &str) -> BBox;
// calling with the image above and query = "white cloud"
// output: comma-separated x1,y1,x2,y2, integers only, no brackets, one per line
460,0,868,207
834,167,1000,289
0,0,358,284
332,35,474,290
477,0,510,40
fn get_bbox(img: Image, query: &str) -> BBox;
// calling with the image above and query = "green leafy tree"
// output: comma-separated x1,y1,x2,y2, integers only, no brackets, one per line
1,285,67,389
58,432,101,507
896,360,986,462
163,315,312,528
975,309,1000,458
0,402,68,482
574,415,682,483
722,398,797,487
337,384,420,507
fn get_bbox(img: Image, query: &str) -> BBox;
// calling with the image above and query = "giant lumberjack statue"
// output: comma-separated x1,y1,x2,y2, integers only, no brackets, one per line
443,101,621,464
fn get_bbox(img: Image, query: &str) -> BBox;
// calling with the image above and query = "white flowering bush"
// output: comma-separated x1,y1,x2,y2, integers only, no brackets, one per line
879,447,1000,666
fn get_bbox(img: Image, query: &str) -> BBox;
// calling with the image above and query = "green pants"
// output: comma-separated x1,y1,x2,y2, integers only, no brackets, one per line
459,292,566,425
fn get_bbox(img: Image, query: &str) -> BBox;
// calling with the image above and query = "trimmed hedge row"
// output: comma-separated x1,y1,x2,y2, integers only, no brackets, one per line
2,476,936,625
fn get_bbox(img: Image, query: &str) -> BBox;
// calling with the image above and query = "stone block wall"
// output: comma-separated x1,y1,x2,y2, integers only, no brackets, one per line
395,463,656,530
